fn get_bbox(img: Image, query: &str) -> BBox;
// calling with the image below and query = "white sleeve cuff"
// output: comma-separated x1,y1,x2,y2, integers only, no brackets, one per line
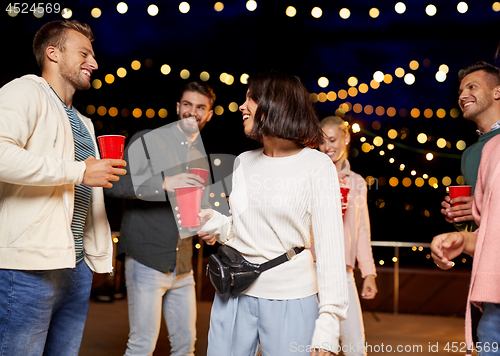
310,312,341,353
200,210,233,244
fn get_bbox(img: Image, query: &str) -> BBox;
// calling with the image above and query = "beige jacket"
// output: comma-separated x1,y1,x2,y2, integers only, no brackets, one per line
0,75,113,273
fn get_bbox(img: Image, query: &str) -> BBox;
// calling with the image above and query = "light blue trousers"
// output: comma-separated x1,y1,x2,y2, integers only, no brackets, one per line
207,293,319,356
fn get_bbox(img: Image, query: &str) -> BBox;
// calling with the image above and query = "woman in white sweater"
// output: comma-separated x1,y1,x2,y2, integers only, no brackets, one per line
195,71,348,356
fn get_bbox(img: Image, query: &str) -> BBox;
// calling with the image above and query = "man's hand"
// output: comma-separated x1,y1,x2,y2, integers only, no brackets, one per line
162,173,205,192
430,231,476,270
198,231,217,245
82,157,126,188
440,195,474,223
361,275,377,299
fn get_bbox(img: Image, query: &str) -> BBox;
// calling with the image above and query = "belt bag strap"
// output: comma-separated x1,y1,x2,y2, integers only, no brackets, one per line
259,247,305,272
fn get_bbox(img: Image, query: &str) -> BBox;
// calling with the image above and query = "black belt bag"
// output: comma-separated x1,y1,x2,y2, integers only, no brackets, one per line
207,244,305,296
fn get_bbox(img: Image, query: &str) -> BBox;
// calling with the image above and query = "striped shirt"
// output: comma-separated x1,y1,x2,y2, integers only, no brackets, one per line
50,87,94,262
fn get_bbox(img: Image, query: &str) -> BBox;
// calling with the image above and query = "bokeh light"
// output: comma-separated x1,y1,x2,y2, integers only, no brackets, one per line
61,8,72,18
200,71,210,81
117,67,127,78
312,7,322,18
339,8,350,19
179,2,190,13
395,2,406,14
246,0,257,11
373,71,384,82
214,2,224,11
286,6,296,17
369,8,380,18
180,69,190,79
318,77,329,88
161,64,171,75
417,133,427,144
131,60,141,70
91,8,101,18
395,67,405,77
148,4,159,16
457,2,468,13
404,73,415,85
117,2,128,14
426,4,437,16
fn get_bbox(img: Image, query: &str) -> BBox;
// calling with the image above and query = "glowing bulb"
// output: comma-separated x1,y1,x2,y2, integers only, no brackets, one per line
148,4,159,16
117,2,128,14
417,133,428,144
91,8,102,18
347,77,358,87
214,2,224,11
246,0,257,11
179,2,190,13
339,8,350,19
369,8,379,18
395,2,406,14
436,71,447,82
161,64,171,75
286,6,296,17
373,71,384,82
61,8,72,18
457,2,468,13
311,7,322,18
404,73,415,85
318,77,329,88
426,4,437,16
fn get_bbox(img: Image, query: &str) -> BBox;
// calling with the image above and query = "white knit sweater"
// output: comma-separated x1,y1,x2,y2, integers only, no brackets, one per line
202,147,348,352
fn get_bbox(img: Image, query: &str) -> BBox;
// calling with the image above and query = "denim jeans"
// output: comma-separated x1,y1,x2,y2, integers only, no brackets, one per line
0,260,93,356
124,255,196,356
477,303,500,356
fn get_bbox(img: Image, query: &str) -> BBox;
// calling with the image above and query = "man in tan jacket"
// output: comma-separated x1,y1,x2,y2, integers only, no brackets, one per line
0,20,125,356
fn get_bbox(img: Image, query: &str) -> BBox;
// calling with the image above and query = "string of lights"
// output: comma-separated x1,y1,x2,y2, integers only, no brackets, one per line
6,1,500,19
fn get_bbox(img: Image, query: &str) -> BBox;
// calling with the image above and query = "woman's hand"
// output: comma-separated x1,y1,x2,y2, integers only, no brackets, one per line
361,275,377,299
175,207,214,231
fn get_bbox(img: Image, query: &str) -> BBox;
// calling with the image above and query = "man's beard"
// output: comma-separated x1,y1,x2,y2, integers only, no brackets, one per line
60,59,90,91
178,115,201,134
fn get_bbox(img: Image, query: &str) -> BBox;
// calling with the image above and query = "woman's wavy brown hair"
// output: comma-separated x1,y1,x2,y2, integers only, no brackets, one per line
246,70,323,148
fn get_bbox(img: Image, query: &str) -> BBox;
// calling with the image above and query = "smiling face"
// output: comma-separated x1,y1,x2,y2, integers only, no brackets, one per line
57,29,97,91
176,90,213,134
239,90,258,137
458,70,498,122
318,124,349,164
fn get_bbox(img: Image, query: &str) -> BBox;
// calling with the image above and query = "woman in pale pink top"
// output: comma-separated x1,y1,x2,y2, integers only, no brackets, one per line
432,133,500,355
314,116,377,356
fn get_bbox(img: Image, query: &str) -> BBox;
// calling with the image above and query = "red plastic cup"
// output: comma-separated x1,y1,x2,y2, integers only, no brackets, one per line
340,187,350,216
190,168,209,187
97,135,125,168
448,185,472,207
175,186,203,227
